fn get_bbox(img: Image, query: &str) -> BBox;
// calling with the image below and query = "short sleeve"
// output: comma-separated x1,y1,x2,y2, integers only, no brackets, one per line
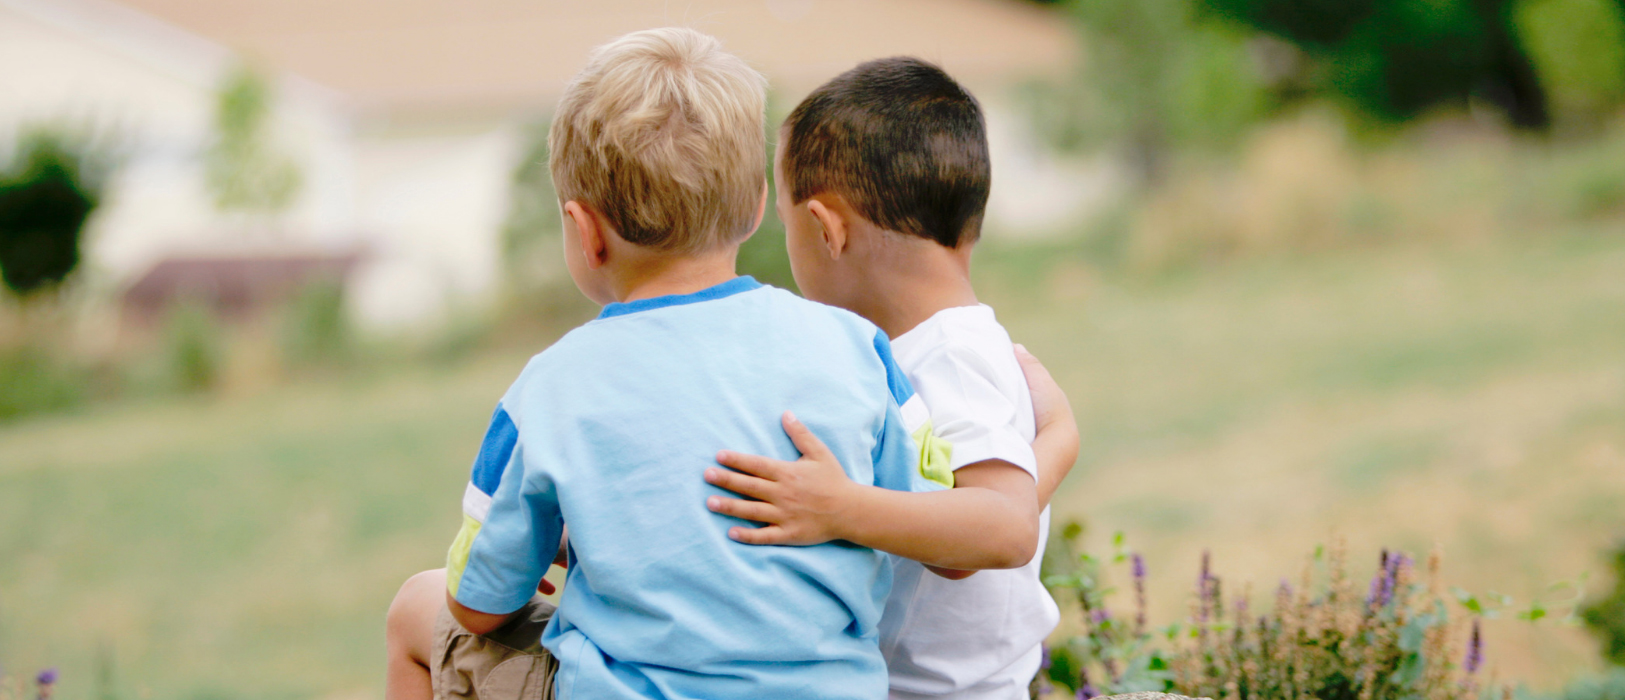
907,342,1038,479
445,404,564,615
870,331,947,494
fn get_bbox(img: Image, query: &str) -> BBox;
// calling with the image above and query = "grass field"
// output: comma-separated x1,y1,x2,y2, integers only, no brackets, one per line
3,225,1624,699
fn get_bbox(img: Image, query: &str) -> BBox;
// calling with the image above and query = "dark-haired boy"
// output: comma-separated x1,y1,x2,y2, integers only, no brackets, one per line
705,57,1079,699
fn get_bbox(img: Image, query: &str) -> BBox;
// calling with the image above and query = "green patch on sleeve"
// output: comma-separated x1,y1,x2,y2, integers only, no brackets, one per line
445,513,482,598
912,420,954,488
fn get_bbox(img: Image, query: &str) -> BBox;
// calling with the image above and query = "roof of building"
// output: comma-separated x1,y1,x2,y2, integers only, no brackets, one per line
106,0,1075,118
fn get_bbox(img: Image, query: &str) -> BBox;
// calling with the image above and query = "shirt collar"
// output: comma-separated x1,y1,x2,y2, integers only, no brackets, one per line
596,276,763,320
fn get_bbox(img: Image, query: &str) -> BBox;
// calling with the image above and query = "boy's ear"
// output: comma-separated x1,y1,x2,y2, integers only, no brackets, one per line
564,200,609,270
806,196,849,260
749,180,769,236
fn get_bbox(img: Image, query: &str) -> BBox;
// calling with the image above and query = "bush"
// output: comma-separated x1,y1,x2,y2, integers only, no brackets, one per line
1582,541,1625,666
162,303,223,393
0,344,85,421
278,280,349,368
1548,670,1625,700
0,129,104,298
1041,529,1497,700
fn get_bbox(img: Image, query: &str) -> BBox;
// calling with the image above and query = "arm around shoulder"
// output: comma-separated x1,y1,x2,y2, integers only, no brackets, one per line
706,414,1041,570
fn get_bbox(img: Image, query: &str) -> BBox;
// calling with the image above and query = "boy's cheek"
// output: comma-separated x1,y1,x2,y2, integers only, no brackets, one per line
783,225,825,297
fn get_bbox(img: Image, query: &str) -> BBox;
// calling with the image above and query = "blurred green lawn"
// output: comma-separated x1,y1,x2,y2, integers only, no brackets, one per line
4,226,1625,698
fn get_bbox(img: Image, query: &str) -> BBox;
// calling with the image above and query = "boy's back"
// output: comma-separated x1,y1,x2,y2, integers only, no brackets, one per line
449,278,925,699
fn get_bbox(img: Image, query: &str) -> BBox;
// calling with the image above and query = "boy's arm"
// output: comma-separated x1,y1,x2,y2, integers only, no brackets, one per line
1016,344,1080,509
706,412,1039,571
450,528,568,635
448,594,520,635
919,347,1078,579
445,404,563,634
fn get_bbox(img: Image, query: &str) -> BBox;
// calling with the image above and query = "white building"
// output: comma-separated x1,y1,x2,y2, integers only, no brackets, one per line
0,0,1090,329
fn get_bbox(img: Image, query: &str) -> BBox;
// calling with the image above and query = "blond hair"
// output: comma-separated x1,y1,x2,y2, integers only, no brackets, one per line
549,27,767,252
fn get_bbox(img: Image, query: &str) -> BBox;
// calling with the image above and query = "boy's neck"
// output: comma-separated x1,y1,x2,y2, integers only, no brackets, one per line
611,244,741,304
846,237,979,339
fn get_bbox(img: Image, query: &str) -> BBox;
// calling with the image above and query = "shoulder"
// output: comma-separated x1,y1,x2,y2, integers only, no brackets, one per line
899,309,1026,400
904,307,1017,374
753,287,913,404
495,321,614,423
759,285,879,331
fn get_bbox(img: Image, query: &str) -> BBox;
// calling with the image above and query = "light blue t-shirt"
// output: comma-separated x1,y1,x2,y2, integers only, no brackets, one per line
445,276,933,700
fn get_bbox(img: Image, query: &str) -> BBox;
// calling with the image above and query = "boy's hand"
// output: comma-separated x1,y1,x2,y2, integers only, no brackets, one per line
1014,344,1080,510
705,411,857,546
1016,344,1074,437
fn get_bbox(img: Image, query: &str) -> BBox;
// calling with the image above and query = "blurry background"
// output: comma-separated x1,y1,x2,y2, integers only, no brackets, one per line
1,0,1624,698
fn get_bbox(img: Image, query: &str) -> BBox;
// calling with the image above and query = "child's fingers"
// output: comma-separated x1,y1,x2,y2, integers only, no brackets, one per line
728,525,790,545
704,467,776,500
715,450,786,479
706,495,781,524
781,412,835,462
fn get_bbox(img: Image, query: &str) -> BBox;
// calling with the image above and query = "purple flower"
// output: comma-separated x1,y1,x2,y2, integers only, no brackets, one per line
1133,553,1148,634
1040,644,1052,671
1078,667,1097,699
1465,618,1483,674
1373,551,1401,608
36,669,57,686
1092,607,1111,625
1198,550,1214,623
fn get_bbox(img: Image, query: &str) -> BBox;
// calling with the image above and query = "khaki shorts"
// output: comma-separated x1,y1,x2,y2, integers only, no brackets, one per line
431,595,559,700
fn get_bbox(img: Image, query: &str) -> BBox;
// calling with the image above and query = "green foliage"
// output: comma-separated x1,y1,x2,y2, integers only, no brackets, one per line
1042,530,1499,700
163,303,223,393
0,129,105,298
500,118,563,297
205,64,301,214
1197,0,1552,129
278,281,350,368
1547,669,1625,700
1026,0,1270,181
1515,0,1625,130
0,344,86,421
1582,541,1625,665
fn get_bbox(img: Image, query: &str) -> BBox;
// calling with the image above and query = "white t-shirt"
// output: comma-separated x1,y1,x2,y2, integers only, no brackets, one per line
879,304,1061,700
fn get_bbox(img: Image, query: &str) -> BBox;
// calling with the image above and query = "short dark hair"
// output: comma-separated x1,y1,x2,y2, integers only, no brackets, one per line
780,57,990,248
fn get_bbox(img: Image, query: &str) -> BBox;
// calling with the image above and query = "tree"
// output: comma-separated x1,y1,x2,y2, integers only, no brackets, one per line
0,130,103,298
204,64,301,215
1197,0,1552,129
1026,0,1270,185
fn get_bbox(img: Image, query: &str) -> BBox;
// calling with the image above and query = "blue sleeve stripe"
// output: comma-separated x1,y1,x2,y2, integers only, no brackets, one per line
872,329,916,406
470,405,518,497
